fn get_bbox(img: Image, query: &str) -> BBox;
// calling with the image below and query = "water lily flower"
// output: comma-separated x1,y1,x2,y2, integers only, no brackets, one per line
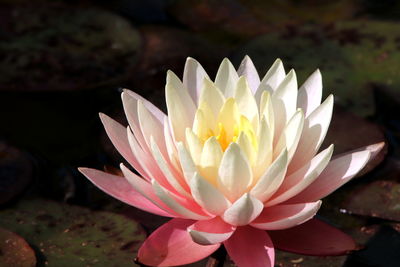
79,56,384,267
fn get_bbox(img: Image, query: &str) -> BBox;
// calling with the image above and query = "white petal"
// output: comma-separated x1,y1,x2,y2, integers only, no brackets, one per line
190,172,231,215
271,69,298,144
254,117,273,178
152,180,210,220
166,71,196,142
185,128,203,165
183,57,210,103
222,193,264,226
274,109,304,162
237,55,260,93
215,58,239,98
164,116,180,171
289,95,334,173
176,142,197,184
255,58,285,103
150,137,191,198
217,143,253,202
200,137,223,185
199,78,225,117
266,144,334,206
234,76,259,129
251,201,321,230
137,100,167,158
251,150,288,203
297,69,322,117
286,147,374,203
236,132,256,165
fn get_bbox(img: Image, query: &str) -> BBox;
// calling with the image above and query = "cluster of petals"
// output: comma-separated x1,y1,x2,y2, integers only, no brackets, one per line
79,56,384,267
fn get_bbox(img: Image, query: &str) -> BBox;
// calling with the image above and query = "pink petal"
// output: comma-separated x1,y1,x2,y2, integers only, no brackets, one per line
250,201,321,230
124,89,166,123
99,113,146,176
188,217,236,245
269,218,356,256
120,164,178,217
78,168,171,217
286,145,377,204
138,218,220,266
224,226,275,267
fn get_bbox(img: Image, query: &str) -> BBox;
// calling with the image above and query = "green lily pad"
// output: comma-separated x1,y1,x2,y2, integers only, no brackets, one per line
342,180,400,222
233,20,400,117
0,199,146,266
0,227,36,267
0,3,140,91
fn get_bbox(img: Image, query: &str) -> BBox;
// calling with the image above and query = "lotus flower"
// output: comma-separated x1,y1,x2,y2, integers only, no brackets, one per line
79,56,384,267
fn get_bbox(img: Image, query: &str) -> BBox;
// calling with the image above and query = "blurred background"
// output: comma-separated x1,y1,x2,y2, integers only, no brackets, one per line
0,0,400,266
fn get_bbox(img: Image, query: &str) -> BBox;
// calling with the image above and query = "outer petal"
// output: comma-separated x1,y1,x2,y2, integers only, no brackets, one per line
150,137,191,198
250,201,321,230
217,143,253,202
183,57,210,103
166,70,196,142
251,150,288,203
269,218,356,256
286,146,375,203
124,89,166,122
271,69,298,143
152,180,210,220
99,113,146,176
138,218,220,266
237,55,260,93
190,172,231,216
215,58,239,98
121,92,150,153
137,100,167,158
188,217,235,245
224,226,274,267
266,144,334,207
297,69,322,117
289,95,334,173
222,194,263,226
78,168,171,217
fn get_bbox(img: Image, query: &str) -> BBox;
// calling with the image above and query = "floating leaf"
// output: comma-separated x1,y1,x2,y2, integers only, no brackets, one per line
0,199,146,266
233,20,400,117
343,180,400,222
0,227,36,267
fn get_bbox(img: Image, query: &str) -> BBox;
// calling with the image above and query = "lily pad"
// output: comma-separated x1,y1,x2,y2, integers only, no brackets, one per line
342,180,400,222
0,141,34,205
233,20,400,117
0,199,146,266
0,3,140,91
0,227,36,267
322,106,387,177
